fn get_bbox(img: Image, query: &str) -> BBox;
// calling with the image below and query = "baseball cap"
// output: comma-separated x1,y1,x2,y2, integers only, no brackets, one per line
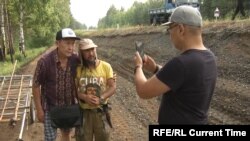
162,6,202,27
79,39,98,50
56,28,80,40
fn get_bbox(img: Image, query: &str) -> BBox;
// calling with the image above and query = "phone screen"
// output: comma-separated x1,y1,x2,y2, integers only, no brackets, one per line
135,41,144,59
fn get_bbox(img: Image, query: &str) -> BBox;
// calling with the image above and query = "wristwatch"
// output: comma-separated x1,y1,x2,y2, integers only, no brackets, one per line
100,96,105,105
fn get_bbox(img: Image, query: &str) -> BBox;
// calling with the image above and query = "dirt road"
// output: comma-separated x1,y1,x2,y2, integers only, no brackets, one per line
1,21,249,141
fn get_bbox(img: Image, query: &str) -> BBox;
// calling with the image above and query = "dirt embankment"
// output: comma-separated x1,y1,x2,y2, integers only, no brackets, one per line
93,23,250,126
1,21,249,141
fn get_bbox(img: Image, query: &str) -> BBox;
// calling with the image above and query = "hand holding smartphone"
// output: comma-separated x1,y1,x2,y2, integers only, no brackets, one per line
135,41,145,59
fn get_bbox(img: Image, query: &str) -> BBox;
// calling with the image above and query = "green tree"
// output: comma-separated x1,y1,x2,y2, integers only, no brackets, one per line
0,0,77,62
69,17,87,30
24,0,72,46
98,0,166,28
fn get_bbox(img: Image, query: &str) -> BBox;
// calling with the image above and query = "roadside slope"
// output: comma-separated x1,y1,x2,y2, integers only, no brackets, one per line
1,21,249,141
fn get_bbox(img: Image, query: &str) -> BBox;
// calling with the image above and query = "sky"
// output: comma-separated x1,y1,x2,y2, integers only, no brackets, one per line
70,0,146,27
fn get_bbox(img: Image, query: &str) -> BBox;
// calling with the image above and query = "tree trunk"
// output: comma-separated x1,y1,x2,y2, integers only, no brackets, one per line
19,0,26,57
0,0,6,61
232,0,246,20
4,0,14,63
7,10,14,63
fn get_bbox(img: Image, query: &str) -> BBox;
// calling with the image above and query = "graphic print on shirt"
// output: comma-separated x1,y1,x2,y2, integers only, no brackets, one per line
79,77,104,98
85,83,101,97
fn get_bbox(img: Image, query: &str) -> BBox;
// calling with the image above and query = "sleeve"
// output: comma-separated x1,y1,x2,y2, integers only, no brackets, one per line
105,63,113,79
156,58,185,92
33,59,46,87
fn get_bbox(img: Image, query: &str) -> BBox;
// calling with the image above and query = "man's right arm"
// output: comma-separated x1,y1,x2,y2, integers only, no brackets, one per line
32,59,45,122
32,85,44,122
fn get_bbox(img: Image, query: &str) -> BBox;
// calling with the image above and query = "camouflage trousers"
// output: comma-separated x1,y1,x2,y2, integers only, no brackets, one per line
75,108,111,141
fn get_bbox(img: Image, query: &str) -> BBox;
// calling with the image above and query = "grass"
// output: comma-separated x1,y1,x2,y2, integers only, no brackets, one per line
75,25,165,38
0,47,47,75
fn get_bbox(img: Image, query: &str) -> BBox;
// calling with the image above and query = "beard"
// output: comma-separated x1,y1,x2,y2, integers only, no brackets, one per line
86,59,96,66
82,56,96,68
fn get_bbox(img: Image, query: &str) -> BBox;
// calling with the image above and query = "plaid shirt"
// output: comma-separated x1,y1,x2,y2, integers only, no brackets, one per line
33,49,80,110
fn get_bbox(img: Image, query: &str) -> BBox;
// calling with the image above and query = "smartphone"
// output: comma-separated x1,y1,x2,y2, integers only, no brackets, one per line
135,41,145,59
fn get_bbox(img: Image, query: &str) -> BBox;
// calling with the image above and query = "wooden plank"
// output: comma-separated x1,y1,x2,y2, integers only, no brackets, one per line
0,106,29,110
0,76,5,95
1,85,31,89
14,75,24,120
0,118,21,122
1,111,25,116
